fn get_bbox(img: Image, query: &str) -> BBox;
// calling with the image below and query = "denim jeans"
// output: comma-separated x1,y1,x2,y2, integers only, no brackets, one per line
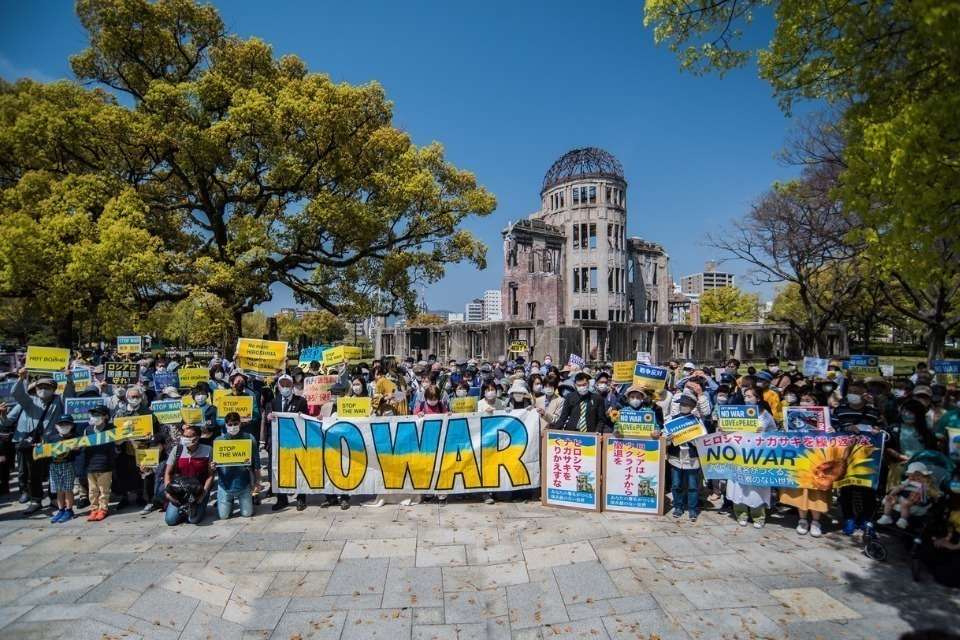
671,465,700,516
217,485,254,519
164,499,207,526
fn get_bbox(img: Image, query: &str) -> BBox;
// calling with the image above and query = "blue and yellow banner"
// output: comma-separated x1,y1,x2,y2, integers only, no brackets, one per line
663,414,706,445
615,408,657,437
271,410,541,495
603,436,664,514
715,405,761,432
33,414,153,459
633,364,667,391
544,430,599,509
693,431,885,489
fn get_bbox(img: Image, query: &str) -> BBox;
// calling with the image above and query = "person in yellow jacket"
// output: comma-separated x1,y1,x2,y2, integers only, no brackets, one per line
755,371,783,424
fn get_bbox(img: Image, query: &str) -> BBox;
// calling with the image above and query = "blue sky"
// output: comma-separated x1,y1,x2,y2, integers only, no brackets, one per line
1,0,799,313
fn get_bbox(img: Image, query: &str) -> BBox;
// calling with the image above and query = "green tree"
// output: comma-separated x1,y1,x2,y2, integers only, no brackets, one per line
1,0,496,347
644,0,960,361
241,311,267,339
699,286,758,324
299,311,348,343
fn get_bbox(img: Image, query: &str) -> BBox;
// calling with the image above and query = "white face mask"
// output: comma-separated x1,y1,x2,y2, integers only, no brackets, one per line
716,395,729,405
532,383,543,393
455,389,468,397
512,393,525,403
628,398,643,409
280,387,294,398
894,389,906,398
596,383,609,393
352,384,363,394
226,424,241,436
847,393,862,405
180,436,197,447
544,387,555,397
89,416,104,427
576,385,589,396
56,425,72,435
785,394,798,403
484,391,497,401
214,372,224,380
544,360,552,366
37,388,54,401
194,394,207,405
426,399,438,407
769,366,780,374
127,397,141,409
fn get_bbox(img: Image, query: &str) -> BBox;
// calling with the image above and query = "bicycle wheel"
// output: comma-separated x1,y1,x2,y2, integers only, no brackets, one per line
864,540,887,561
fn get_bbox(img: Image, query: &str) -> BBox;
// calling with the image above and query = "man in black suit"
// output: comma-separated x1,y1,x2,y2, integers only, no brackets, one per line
555,372,611,433
266,374,309,511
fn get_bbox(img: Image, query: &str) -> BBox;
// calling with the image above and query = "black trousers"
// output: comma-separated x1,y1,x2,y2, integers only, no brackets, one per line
839,485,877,522
16,448,49,502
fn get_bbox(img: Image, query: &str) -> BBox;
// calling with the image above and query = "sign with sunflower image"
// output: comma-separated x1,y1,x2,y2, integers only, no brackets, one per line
693,430,884,490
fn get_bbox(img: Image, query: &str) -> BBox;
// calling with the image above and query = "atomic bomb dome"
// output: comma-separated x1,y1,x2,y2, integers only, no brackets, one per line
541,147,625,194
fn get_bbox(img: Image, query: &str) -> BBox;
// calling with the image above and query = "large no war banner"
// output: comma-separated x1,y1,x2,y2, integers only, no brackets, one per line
272,410,540,495
693,430,884,490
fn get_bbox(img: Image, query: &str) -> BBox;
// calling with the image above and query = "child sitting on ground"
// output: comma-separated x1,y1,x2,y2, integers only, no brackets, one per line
878,461,939,529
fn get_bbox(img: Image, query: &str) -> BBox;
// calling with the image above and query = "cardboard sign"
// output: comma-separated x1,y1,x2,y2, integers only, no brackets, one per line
151,399,183,425
116,336,142,354
64,397,106,424
612,361,636,384
54,369,91,394
304,375,337,407
151,371,180,393
509,340,528,354
450,396,478,413
636,352,652,364
337,396,372,418
212,390,254,421
615,408,657,437
26,346,70,373
715,405,761,432
135,448,161,467
235,337,288,375
784,406,831,432
603,436,665,514
542,430,600,511
113,414,154,439
177,368,209,389
321,345,363,367
802,356,829,378
213,438,253,466
180,406,205,426
633,364,668,391
105,362,139,386
662,414,707,446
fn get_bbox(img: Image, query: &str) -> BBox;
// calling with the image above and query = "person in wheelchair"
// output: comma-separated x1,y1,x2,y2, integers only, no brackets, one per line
879,461,940,529
163,424,213,526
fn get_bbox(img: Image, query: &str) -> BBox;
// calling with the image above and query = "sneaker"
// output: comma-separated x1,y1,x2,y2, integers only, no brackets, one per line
23,501,43,516
876,514,894,526
737,514,749,527
75,496,90,509
18,493,30,504
689,512,698,522
842,518,857,536
796,519,809,535
809,521,822,537
296,496,307,511
363,498,386,508
399,498,413,507
672,509,683,518
484,493,495,505
53,509,73,523
86,509,100,522
94,510,108,521
272,496,289,511
896,517,909,529
50,508,64,522
753,518,765,529
339,496,350,510
139,503,157,515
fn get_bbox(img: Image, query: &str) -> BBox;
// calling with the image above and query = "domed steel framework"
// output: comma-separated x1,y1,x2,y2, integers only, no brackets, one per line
541,147,625,193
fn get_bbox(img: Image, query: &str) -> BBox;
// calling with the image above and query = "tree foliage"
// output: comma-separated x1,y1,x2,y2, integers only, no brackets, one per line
645,0,960,360
0,0,496,349
699,286,758,324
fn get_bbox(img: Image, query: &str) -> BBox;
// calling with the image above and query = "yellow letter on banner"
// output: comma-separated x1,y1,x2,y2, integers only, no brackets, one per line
276,416,324,490
323,422,367,490
435,418,482,490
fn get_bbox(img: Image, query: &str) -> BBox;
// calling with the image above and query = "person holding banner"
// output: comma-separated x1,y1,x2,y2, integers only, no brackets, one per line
82,406,115,521
725,390,777,529
833,381,885,536
268,374,308,512
192,383,218,430
667,393,703,521
213,412,259,520
226,371,261,440
113,386,163,515
208,362,229,390
46,415,80,523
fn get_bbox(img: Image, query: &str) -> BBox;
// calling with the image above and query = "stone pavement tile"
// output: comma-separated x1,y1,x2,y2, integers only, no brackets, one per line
342,537,416,559
156,572,233,607
769,587,862,622
0,620,94,640
221,595,290,630
466,542,523,565
591,536,663,571
749,572,848,591
32,552,136,577
231,531,304,551
14,575,105,605
731,548,823,576
287,594,382,611
506,578,568,629
0,579,48,606
676,606,786,640
651,590,697,613
179,601,245,640
150,542,227,563
541,618,611,639
442,561,529,592
271,610,346,640
77,560,177,609
318,521,418,541
785,546,874,582
340,607,412,640
207,550,268,572
553,562,619,605
412,607,444,625
443,588,508,623
0,606,32,630
784,616,913,640
257,549,340,571
603,610,690,639
416,544,467,567
324,558,390,595
382,565,443,608
1,527,59,546
420,526,498,547
413,618,510,640
267,570,331,596
18,603,101,622
126,585,200,631
519,519,598,549
649,534,722,557
0,553,61,579
646,556,724,581
232,573,280,606
673,578,778,610
95,537,156,553
600,517,685,538
605,565,669,596
523,541,598,570
565,594,659,620
23,533,114,555
0,544,25,563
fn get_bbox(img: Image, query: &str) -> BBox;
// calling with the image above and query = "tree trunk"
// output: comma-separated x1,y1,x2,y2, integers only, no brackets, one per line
926,323,946,363
862,316,873,352
229,309,244,358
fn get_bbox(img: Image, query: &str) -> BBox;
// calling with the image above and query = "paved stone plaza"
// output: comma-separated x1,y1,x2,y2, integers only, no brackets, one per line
0,497,956,640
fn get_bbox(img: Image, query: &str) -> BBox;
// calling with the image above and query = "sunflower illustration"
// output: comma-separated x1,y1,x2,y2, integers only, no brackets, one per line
794,442,877,490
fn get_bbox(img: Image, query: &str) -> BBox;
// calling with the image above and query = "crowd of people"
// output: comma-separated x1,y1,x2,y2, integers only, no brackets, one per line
0,348,958,586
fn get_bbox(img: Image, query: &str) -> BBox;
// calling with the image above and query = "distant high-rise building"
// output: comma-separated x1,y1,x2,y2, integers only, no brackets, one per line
447,312,465,323
483,289,503,321
681,261,735,296
465,299,485,323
